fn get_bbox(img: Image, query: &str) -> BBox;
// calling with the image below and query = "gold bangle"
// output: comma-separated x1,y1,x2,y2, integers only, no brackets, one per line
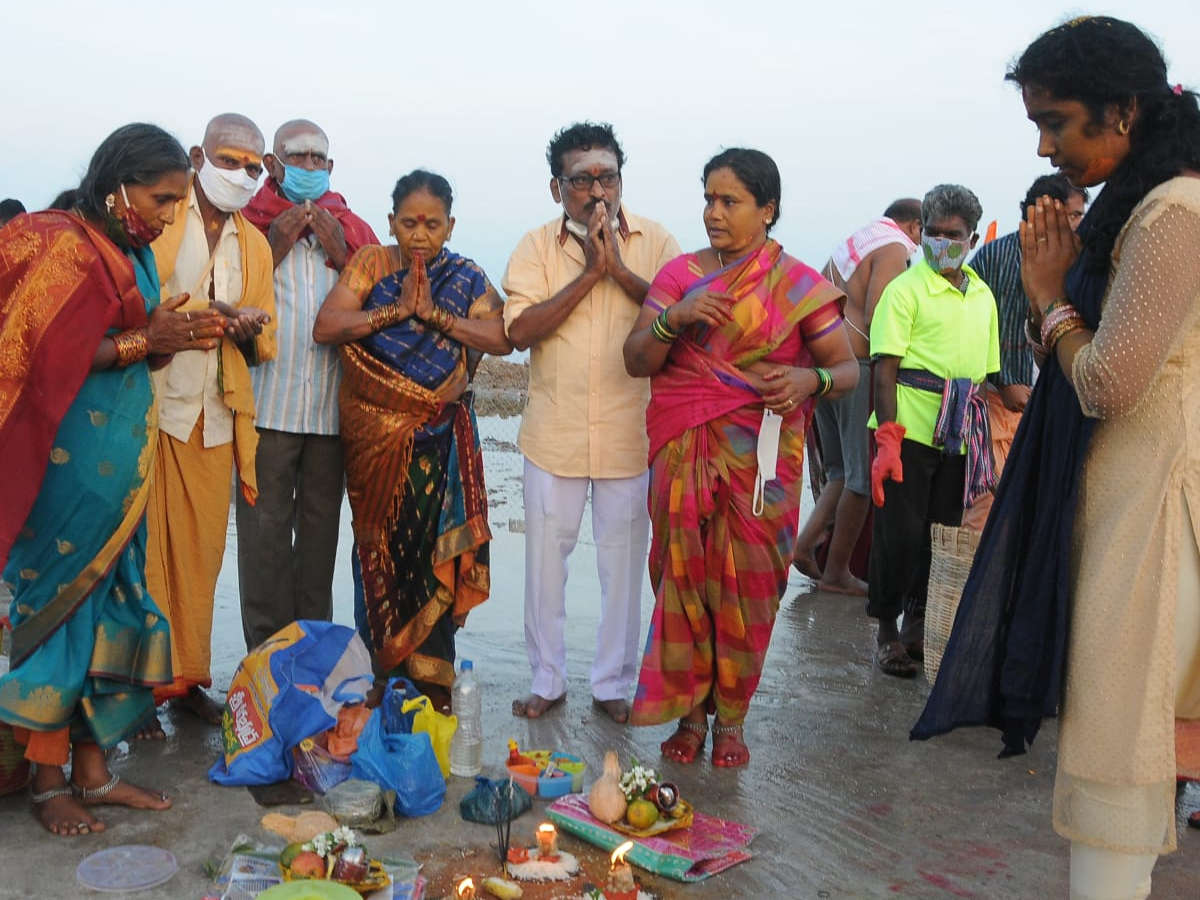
425,306,456,333
112,328,150,367
365,304,403,333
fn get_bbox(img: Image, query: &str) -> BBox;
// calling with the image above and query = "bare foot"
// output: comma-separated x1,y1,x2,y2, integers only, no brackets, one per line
73,774,172,811
660,719,707,764
133,715,166,740
591,697,631,723
31,768,105,836
33,789,105,836
818,574,868,596
170,685,224,725
791,548,822,580
511,693,565,718
711,721,750,768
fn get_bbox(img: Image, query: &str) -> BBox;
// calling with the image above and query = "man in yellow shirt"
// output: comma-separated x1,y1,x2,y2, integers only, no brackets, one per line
503,122,680,721
143,113,276,733
868,184,999,678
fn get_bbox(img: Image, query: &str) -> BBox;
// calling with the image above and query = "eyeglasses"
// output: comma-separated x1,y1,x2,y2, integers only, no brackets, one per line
558,172,620,191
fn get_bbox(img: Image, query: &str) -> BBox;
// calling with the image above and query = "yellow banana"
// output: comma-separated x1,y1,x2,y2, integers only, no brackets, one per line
482,876,524,899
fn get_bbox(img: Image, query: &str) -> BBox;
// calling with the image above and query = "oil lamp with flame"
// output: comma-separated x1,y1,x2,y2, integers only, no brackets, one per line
604,840,637,900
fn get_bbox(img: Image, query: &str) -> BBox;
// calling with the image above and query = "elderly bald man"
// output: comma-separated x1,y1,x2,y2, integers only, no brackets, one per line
236,119,378,651
141,112,277,735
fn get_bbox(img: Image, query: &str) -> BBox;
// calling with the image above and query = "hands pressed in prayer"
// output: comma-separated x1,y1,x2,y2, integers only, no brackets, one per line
1021,196,1081,319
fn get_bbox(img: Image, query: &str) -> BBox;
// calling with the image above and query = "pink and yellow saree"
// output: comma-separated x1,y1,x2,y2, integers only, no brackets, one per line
631,241,842,727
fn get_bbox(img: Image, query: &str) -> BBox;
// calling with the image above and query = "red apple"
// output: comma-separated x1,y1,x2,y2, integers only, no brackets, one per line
290,851,326,878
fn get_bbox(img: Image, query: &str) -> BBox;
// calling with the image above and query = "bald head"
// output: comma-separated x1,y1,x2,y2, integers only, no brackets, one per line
202,113,265,156
273,119,329,158
883,198,922,224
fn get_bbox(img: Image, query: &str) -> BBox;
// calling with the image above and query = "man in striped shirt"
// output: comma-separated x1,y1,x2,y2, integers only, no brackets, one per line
960,174,1086,530
238,120,379,649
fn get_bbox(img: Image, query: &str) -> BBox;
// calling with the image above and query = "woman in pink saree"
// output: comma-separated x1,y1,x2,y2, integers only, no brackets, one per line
624,149,858,767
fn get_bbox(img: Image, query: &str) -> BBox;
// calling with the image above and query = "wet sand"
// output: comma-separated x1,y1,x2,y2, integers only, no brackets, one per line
1,424,1196,898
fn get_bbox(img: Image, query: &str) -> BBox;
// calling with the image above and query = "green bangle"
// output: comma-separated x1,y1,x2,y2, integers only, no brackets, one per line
650,309,681,344
813,366,833,397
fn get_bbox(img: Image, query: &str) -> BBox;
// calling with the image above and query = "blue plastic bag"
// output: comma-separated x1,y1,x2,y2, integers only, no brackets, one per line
208,621,373,786
350,678,446,817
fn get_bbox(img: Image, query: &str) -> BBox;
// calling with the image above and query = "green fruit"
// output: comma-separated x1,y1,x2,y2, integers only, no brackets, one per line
279,842,307,868
626,798,659,829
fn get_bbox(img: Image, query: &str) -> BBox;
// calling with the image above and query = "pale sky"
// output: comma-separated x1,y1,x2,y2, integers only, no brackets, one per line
4,1,1198,285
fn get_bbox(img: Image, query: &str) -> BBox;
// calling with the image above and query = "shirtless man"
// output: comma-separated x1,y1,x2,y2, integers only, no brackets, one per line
793,199,921,594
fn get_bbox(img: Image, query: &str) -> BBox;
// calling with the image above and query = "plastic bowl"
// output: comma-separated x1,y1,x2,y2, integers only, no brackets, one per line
505,751,586,798
549,753,586,793
505,763,541,796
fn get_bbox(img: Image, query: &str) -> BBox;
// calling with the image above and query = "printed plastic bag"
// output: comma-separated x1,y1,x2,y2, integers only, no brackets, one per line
349,678,445,817
403,695,457,779
209,621,373,786
460,776,533,824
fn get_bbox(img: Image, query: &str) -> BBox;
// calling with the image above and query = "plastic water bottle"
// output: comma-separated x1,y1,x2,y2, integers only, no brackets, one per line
449,659,482,777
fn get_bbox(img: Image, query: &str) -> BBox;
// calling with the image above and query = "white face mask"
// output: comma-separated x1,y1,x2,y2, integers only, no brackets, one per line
195,150,259,212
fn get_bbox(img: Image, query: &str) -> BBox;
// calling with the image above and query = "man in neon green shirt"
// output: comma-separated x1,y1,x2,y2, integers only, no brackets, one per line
867,184,999,678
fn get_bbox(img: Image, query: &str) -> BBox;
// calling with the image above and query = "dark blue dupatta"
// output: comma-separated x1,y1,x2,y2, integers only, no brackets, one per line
912,218,1110,756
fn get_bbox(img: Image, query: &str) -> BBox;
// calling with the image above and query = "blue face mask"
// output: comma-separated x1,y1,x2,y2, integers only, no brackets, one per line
280,165,330,203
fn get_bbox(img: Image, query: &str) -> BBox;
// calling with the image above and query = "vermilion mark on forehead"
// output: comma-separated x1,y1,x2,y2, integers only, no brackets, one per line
214,146,263,166
416,214,426,223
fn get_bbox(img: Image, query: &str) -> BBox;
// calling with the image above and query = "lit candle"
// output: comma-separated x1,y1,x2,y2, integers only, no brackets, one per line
456,877,476,900
607,841,636,894
536,822,559,857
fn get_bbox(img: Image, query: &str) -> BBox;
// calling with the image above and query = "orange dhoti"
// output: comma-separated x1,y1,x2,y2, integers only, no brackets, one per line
144,413,234,703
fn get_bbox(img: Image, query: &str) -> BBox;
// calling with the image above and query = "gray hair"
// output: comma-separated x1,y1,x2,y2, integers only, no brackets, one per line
921,184,983,233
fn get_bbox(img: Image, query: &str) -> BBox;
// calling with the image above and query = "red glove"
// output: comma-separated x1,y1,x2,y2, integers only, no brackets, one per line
871,421,906,507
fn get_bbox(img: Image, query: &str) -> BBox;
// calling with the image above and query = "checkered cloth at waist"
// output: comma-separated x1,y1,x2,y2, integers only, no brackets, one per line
897,368,996,506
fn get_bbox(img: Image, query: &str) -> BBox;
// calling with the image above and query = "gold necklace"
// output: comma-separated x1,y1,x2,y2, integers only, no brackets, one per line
716,250,725,267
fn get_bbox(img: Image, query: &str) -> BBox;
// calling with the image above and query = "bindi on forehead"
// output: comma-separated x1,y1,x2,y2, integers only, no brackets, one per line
564,148,619,175
214,146,263,166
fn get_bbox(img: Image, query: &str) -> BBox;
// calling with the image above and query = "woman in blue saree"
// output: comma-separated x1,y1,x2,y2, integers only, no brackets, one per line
0,123,226,835
315,170,511,710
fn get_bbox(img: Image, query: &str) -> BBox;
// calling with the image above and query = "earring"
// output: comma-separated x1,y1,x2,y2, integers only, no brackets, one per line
1116,119,1130,135
105,193,116,213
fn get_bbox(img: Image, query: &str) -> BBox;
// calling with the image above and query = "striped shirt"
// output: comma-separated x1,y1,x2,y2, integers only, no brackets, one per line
249,235,342,434
968,232,1033,387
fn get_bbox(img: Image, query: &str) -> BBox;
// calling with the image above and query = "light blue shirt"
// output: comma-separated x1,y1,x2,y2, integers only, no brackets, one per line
250,235,342,434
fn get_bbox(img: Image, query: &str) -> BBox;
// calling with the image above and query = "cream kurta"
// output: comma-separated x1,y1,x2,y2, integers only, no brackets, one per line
1054,177,1200,854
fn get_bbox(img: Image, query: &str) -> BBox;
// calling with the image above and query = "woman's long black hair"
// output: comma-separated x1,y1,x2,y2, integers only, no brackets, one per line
1008,16,1200,270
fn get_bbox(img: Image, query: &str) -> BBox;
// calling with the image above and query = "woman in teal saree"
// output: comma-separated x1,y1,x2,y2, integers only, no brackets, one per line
0,124,222,835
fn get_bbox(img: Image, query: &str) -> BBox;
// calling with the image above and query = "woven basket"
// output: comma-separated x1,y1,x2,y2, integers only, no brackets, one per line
924,523,982,684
